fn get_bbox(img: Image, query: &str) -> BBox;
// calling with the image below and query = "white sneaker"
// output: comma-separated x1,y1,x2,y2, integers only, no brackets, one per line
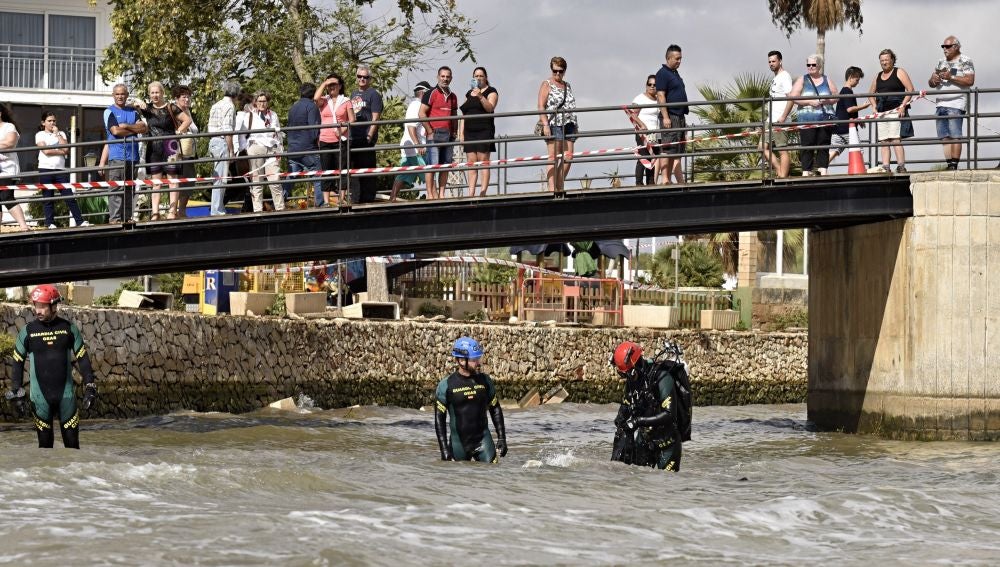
816,168,827,176
79,221,91,227
47,224,58,229
801,171,813,177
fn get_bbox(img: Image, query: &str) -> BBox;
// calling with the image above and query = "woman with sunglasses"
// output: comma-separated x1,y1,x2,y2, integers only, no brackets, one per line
134,81,191,219
630,75,662,185
314,73,356,207
785,54,838,176
537,56,578,191
868,48,915,173
244,91,285,212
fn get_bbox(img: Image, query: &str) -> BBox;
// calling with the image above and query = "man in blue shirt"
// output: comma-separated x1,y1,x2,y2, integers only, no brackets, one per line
285,82,323,206
98,84,147,223
655,45,688,185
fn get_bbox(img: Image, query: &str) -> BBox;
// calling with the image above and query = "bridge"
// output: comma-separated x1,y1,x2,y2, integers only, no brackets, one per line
0,175,912,287
2,88,999,440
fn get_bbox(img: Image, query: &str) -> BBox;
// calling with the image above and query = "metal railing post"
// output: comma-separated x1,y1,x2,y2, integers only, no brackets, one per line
342,131,351,210
971,88,978,169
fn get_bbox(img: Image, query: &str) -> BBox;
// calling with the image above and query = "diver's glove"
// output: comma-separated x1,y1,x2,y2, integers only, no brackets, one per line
624,416,639,432
496,436,508,458
81,383,98,411
4,388,27,417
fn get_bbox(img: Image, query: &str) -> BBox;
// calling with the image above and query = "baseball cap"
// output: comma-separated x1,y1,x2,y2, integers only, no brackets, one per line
413,81,432,93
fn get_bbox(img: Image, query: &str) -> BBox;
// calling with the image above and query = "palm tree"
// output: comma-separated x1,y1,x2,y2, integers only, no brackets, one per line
691,72,775,183
768,0,864,62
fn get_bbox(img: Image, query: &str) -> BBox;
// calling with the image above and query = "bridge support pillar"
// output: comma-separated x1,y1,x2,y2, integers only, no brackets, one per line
809,172,1000,440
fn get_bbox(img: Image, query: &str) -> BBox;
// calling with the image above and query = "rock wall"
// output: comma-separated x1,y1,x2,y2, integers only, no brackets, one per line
0,304,806,419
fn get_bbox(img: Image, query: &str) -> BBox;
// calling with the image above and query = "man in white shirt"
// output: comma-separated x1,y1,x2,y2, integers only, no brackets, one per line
207,80,240,215
390,81,431,201
763,50,793,178
928,36,975,170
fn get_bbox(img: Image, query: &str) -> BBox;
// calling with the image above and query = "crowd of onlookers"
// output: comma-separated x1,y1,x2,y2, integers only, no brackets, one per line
0,34,984,229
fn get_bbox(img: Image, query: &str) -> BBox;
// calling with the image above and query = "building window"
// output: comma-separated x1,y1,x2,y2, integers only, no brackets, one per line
0,12,97,91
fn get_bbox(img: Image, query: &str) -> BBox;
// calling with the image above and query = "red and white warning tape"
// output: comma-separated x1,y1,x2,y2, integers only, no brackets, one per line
2,93,930,194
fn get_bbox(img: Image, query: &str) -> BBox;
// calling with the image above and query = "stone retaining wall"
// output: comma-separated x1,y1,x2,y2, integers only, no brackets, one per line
0,304,807,419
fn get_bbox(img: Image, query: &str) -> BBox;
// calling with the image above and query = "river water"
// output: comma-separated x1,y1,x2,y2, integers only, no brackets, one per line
0,402,998,566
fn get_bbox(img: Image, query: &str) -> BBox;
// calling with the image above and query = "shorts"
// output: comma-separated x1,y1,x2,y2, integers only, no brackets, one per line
146,141,181,175
935,107,965,139
0,186,17,211
661,114,686,155
427,128,454,165
763,126,790,148
394,155,426,187
550,122,578,142
876,110,901,141
634,134,662,154
829,132,850,156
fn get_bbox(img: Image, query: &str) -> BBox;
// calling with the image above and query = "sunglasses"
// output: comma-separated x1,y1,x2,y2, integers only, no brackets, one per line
551,68,565,74
356,75,370,79
941,44,955,49
646,83,656,87
806,63,818,67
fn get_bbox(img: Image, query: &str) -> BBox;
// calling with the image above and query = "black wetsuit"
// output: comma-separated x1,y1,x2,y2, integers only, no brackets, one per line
434,371,506,463
612,360,684,471
11,316,96,449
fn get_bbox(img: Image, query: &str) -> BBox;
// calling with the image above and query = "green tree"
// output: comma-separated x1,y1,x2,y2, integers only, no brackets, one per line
648,243,724,289
692,72,778,182
767,0,863,62
101,0,477,115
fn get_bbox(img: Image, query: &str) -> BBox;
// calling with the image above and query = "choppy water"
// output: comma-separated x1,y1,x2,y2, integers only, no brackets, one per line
0,403,998,566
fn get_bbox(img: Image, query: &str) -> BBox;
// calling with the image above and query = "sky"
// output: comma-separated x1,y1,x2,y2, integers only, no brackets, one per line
367,0,1000,184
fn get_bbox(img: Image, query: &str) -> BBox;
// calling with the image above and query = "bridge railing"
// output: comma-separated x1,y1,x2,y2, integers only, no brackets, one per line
3,87,999,229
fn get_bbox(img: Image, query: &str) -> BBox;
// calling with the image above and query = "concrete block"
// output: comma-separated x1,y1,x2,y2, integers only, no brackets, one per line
69,285,94,306
939,180,956,216
342,301,400,320
405,298,483,320
524,304,565,323
269,397,296,410
229,292,276,316
971,181,988,216
623,305,678,329
953,179,972,216
285,292,327,315
989,178,1000,217
118,290,173,310
541,384,569,404
518,387,541,408
700,309,739,330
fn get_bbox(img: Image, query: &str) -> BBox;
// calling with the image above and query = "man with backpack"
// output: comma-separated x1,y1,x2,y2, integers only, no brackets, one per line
610,340,691,471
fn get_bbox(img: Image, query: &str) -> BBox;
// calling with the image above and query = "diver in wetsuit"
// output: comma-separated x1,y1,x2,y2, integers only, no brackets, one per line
434,337,508,463
6,284,98,449
610,340,687,472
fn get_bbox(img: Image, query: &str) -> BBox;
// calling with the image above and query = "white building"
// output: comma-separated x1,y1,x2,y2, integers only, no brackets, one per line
1,1,116,170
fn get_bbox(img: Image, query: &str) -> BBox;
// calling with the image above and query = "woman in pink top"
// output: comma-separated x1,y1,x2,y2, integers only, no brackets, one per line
314,73,356,207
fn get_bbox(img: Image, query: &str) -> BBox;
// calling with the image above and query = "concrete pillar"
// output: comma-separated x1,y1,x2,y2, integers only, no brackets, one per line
737,231,759,289
808,171,1000,440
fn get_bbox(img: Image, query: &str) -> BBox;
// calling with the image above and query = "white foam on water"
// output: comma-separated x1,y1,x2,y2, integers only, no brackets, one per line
521,459,543,468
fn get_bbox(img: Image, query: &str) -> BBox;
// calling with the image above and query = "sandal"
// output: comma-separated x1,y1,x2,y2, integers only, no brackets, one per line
150,213,161,221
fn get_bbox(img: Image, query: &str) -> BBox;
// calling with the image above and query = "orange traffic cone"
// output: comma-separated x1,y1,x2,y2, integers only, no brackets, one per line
847,120,866,175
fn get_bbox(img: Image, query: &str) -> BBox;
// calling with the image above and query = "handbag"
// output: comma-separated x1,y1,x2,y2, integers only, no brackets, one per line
164,103,186,161
232,112,253,177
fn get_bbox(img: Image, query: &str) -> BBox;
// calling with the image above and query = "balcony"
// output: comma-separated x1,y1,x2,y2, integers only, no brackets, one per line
0,43,102,92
